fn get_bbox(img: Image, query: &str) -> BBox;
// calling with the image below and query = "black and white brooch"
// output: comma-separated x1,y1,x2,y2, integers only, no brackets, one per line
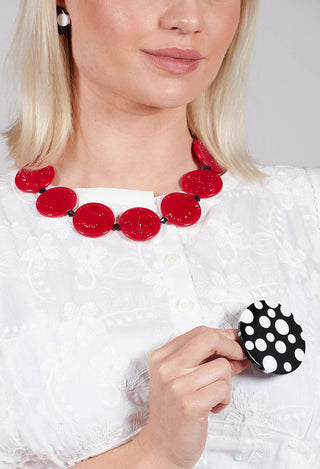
238,300,305,375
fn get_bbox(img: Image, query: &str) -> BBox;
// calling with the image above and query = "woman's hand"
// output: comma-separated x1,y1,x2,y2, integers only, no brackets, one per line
135,326,250,469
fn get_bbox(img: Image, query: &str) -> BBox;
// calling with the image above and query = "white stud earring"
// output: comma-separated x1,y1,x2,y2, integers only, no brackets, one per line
57,6,70,35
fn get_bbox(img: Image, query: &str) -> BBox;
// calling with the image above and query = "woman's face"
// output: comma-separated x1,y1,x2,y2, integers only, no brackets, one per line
60,0,241,109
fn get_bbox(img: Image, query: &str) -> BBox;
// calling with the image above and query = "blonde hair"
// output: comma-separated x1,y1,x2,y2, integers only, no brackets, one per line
3,0,264,181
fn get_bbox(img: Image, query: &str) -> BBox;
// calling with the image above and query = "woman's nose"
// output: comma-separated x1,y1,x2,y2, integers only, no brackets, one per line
160,0,204,34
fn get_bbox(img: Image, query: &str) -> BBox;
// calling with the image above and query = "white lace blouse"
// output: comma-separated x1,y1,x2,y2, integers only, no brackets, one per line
0,165,319,469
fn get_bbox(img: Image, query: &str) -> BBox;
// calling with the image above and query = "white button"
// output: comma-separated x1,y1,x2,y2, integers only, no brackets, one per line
176,298,194,313
163,253,181,268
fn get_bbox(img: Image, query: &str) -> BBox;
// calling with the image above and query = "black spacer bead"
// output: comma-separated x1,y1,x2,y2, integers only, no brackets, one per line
204,166,211,171
113,223,121,231
194,196,201,202
67,210,75,217
39,188,46,194
160,217,167,224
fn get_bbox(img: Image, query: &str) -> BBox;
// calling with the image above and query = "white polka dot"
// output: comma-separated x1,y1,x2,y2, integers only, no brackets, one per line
275,341,287,354
280,304,291,317
255,338,267,351
262,355,278,373
288,334,296,344
295,348,305,361
245,341,254,351
254,301,264,310
266,332,275,342
284,362,292,372
259,316,271,328
240,309,254,324
267,309,276,318
266,301,279,309
275,319,289,335
300,331,305,341
245,326,254,335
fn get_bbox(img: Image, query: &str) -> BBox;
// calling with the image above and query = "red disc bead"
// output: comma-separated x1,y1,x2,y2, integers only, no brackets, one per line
15,166,55,193
161,192,201,227
73,203,115,238
119,207,161,241
36,187,77,217
193,140,224,174
181,169,223,198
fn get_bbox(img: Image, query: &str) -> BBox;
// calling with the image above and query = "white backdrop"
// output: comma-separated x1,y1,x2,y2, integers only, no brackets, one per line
0,0,319,172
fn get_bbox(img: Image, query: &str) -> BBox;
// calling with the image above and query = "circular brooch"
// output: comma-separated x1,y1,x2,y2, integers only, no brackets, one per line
238,300,305,375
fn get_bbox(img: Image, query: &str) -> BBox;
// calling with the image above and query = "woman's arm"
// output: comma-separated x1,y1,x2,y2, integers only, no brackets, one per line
71,326,249,469
71,436,179,469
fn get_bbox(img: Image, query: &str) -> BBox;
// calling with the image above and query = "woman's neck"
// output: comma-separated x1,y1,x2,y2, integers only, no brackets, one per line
54,81,200,196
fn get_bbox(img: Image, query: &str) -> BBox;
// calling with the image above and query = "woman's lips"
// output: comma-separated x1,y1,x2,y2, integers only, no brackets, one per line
141,48,204,74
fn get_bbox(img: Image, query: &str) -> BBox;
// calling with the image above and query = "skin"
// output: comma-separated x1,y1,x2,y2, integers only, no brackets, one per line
74,327,250,468
55,0,241,195
56,3,251,467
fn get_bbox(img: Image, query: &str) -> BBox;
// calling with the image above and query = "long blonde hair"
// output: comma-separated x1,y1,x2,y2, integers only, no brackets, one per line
3,0,264,181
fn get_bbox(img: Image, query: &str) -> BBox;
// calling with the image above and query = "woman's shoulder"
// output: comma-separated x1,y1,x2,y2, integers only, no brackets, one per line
0,168,16,190
252,163,320,230
0,169,18,202
0,169,33,225
229,163,319,199
227,164,320,232
250,164,319,197
256,163,319,181
257,163,319,201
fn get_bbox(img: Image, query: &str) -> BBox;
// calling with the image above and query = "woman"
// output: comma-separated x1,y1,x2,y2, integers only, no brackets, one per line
0,1,319,468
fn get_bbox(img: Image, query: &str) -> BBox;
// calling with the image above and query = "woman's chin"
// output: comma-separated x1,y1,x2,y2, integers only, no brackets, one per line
137,90,200,110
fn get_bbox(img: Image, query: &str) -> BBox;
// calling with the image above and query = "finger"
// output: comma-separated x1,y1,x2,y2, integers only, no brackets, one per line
219,328,241,342
191,379,231,418
151,326,208,362
169,328,247,369
193,355,251,381
210,401,229,414
198,355,251,375
228,358,251,376
197,329,244,365
169,357,232,393
152,327,241,363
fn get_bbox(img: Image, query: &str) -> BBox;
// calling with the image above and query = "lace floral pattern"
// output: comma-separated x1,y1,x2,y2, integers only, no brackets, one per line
0,166,319,468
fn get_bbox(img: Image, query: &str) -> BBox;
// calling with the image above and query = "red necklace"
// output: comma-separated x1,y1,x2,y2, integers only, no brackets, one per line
15,139,224,241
